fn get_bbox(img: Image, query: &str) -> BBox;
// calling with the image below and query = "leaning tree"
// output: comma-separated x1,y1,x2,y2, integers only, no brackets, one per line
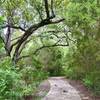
0,0,70,63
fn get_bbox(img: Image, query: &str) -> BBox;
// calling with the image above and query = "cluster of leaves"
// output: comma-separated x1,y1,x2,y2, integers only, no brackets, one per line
64,0,100,95
0,16,6,55
0,57,23,99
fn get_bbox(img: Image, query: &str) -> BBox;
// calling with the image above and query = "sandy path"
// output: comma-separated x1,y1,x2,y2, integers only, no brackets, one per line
42,77,81,100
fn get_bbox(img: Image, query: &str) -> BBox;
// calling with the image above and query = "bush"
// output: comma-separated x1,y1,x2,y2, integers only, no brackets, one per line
0,57,23,99
83,71,100,95
19,66,49,98
64,38,100,95
0,68,23,99
20,66,48,85
0,57,48,99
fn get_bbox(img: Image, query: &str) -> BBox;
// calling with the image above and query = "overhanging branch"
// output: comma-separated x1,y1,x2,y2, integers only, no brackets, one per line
12,18,65,53
17,43,68,61
2,25,26,32
11,17,65,63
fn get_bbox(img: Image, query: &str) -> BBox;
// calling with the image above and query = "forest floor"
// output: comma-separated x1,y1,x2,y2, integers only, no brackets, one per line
34,77,100,100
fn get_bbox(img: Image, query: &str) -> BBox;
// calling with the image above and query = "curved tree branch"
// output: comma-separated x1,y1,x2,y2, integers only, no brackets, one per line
2,25,26,32
12,18,65,62
17,43,68,61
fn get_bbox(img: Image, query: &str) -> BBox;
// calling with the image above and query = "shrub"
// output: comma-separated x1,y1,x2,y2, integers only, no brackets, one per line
0,57,48,99
0,68,23,99
64,38,100,95
83,71,100,95
20,66,48,85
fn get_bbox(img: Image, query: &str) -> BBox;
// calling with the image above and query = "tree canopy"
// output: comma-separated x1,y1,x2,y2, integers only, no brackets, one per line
0,0,67,63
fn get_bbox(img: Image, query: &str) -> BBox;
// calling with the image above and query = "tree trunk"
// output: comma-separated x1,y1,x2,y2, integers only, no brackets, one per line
5,17,12,56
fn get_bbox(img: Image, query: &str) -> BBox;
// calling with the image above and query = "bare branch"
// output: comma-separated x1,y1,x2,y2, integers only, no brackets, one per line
34,3,43,21
2,25,26,32
11,36,21,41
51,0,55,17
17,43,68,61
44,0,50,19
33,44,68,55
18,39,30,55
50,18,65,24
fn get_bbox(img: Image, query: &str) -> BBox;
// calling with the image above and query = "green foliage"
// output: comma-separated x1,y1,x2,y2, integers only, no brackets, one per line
0,57,13,69
83,71,100,95
0,16,4,50
34,47,64,76
0,38,3,50
0,57,48,99
23,38,65,76
20,66,48,85
64,37,100,95
0,69,25,100
64,0,100,95
0,16,4,25
0,57,22,99
0,0,100,98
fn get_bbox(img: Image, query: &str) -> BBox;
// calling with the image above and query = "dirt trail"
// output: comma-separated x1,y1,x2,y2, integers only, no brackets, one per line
42,77,81,100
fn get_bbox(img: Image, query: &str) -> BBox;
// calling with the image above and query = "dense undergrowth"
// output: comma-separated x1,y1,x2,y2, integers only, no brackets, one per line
0,57,48,99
